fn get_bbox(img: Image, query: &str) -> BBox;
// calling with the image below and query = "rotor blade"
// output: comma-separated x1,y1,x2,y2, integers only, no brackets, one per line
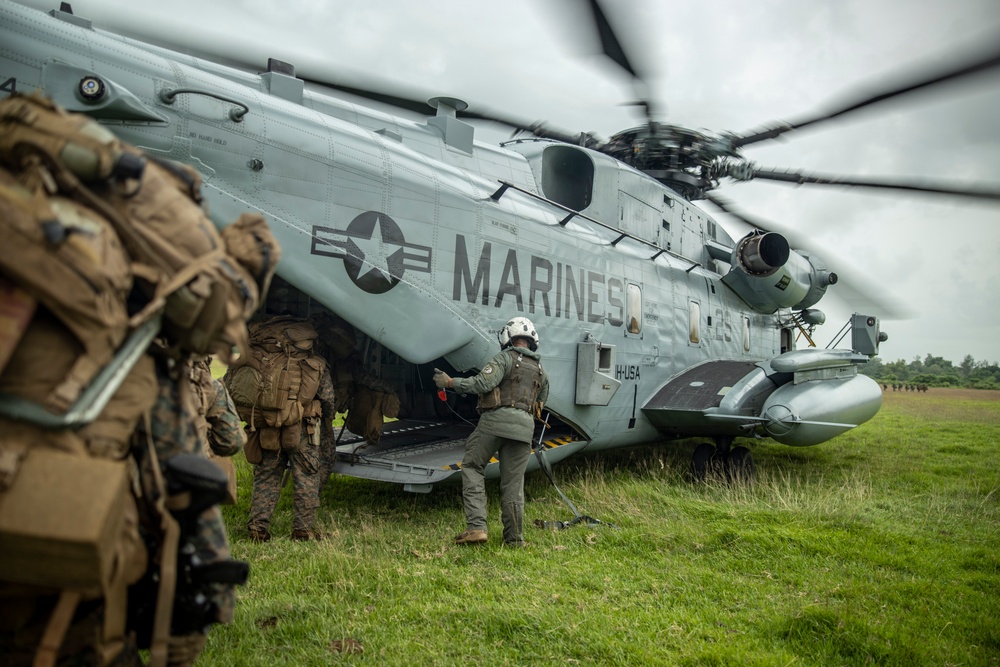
749,169,1000,202
577,0,657,121
701,193,812,249
583,0,640,79
302,77,437,116
702,192,775,233
700,194,914,320
459,111,592,145
732,39,1000,148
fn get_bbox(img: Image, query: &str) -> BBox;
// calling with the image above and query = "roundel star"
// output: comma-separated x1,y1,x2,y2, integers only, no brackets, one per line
346,214,403,285
310,211,434,295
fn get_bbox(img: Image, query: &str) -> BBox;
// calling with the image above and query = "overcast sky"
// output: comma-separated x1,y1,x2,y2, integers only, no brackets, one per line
15,0,1000,365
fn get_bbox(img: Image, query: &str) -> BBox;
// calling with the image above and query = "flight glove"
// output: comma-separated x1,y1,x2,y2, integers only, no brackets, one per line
433,368,453,389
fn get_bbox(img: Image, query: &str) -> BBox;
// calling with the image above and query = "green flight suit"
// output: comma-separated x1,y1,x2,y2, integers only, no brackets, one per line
452,346,549,544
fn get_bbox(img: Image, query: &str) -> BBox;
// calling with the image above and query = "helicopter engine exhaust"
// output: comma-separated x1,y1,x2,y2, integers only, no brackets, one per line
736,232,789,275
721,231,837,313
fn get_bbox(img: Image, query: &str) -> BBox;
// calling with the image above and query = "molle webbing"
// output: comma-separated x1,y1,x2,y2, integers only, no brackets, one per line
226,317,324,431
478,350,543,413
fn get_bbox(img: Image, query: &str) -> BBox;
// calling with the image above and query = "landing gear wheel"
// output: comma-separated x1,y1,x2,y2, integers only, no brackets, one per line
727,446,755,484
690,443,717,482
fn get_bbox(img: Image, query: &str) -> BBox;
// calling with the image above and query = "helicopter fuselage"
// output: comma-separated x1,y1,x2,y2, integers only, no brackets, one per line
0,1,883,489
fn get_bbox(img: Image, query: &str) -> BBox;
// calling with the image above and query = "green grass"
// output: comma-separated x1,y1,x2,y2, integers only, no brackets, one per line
200,388,1000,666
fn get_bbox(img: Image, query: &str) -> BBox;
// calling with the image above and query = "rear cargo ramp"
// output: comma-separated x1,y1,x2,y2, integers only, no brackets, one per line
331,419,586,493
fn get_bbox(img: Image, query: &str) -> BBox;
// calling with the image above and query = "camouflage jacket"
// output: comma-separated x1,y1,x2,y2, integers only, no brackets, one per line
192,359,245,457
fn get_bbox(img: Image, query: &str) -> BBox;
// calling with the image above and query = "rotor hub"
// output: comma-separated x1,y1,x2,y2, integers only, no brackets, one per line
604,125,741,200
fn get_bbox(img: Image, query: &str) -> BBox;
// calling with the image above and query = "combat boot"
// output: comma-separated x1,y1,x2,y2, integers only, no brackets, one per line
248,528,270,543
454,529,488,545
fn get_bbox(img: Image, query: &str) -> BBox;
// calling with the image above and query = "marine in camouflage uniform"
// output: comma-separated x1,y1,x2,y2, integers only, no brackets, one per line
191,356,244,504
246,362,337,541
433,317,549,546
0,93,272,667
191,358,245,458
133,357,241,664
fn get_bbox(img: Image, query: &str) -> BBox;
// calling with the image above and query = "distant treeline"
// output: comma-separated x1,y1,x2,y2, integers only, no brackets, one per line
859,354,1000,390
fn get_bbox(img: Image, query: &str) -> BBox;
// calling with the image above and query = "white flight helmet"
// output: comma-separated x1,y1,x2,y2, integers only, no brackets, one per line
499,316,539,351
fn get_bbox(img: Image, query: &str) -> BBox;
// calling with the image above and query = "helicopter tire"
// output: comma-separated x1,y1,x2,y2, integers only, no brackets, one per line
726,446,755,484
689,443,717,483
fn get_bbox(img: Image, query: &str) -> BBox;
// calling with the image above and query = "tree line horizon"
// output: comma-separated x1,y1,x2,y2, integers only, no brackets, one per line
859,353,1000,390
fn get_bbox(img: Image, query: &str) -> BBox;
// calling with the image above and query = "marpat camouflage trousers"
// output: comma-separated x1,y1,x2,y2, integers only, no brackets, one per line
247,435,322,534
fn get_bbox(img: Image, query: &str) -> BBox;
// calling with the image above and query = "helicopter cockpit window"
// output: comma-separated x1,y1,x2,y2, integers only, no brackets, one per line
541,145,595,211
626,283,642,334
689,302,701,344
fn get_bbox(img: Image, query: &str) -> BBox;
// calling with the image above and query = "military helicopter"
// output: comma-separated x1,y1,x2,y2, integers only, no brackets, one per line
2,0,999,491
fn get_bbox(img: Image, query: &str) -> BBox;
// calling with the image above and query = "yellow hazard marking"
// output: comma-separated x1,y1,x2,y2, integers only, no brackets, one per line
441,435,579,470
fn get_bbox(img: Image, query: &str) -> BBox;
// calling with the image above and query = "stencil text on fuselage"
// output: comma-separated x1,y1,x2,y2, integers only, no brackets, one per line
452,235,626,327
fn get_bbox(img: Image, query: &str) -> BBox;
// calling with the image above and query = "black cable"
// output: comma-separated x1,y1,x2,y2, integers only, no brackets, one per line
532,412,613,530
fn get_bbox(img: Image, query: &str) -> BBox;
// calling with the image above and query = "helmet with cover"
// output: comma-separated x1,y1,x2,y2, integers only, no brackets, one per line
498,316,539,351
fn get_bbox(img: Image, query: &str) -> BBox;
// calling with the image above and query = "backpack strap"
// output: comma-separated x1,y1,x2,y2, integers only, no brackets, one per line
33,589,82,667
137,413,181,667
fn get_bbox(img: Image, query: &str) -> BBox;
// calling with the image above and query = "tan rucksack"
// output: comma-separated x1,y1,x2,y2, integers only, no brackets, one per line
226,316,327,450
0,166,157,667
0,169,134,413
0,92,281,363
343,372,401,445
0,93,274,666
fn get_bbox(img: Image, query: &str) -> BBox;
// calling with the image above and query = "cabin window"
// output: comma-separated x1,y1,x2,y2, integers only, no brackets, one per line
626,283,642,334
541,145,594,211
742,317,751,352
689,301,700,344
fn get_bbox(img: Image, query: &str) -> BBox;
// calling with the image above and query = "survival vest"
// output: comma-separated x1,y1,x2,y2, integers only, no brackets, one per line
226,316,327,450
477,348,545,414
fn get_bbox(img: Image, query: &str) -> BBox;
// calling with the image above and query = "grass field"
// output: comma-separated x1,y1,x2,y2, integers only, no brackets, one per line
201,388,1000,666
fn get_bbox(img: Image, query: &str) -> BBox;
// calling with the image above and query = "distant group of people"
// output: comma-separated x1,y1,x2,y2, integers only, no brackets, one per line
882,383,929,392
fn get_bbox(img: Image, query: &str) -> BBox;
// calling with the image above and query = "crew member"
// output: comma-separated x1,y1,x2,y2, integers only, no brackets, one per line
433,317,549,547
